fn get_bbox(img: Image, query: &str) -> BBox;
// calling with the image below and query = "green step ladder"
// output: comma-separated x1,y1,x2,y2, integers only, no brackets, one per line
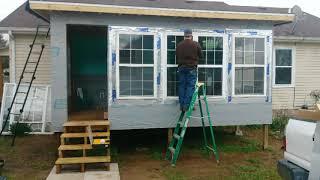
165,83,219,166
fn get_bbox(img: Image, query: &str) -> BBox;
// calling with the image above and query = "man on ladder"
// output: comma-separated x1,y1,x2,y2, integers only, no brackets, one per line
176,29,202,112
165,29,219,166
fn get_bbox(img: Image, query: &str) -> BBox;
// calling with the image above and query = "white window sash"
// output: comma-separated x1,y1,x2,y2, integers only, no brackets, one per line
273,47,295,87
116,32,157,99
233,35,267,97
164,32,227,99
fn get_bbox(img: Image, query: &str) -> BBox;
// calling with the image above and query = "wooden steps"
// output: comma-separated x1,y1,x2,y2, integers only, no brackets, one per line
56,156,110,164
58,144,92,150
63,120,109,127
55,120,111,174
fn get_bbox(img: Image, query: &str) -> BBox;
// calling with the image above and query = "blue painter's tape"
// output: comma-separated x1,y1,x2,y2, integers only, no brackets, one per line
179,28,185,32
157,37,161,49
265,96,269,102
228,63,232,74
214,29,224,34
228,34,232,42
138,27,149,32
267,36,270,42
228,96,232,103
112,52,116,66
157,73,161,85
248,31,258,35
267,64,270,76
112,89,116,102
108,26,112,31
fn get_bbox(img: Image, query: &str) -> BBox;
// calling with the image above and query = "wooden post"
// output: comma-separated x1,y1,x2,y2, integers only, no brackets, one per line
168,128,173,145
263,124,269,150
56,165,61,174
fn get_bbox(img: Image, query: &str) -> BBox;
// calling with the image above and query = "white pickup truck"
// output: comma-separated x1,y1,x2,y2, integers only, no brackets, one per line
278,119,320,180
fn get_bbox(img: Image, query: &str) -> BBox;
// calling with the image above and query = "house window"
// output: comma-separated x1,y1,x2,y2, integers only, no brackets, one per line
234,37,265,95
275,49,293,85
166,35,223,97
167,35,184,96
119,34,154,97
198,36,223,96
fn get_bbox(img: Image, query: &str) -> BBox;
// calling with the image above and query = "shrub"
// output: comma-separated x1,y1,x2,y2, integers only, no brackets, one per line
271,110,289,137
310,90,320,105
9,123,31,136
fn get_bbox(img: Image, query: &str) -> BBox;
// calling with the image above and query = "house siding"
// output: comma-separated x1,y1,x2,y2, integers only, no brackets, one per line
0,48,9,56
14,34,51,85
50,12,274,131
273,41,320,109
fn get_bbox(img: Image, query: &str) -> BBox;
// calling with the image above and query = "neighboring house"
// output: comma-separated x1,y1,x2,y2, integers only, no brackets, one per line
0,44,9,100
273,6,320,110
0,0,295,132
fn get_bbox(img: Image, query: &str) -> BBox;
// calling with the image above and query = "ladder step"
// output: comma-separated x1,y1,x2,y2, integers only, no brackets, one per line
14,102,24,105
58,144,92,151
31,43,44,46
173,134,180,139
24,71,35,74
177,121,184,126
61,132,110,138
55,156,110,165
9,113,21,116
28,61,38,64
169,147,175,154
17,91,27,94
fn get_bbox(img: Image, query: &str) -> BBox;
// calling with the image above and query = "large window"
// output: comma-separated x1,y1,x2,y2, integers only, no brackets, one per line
166,35,223,97
119,34,154,97
234,37,265,95
167,35,184,96
198,36,223,96
275,49,293,85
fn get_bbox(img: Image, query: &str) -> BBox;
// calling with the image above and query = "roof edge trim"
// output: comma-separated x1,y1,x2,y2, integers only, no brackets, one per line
29,1,294,22
274,36,320,43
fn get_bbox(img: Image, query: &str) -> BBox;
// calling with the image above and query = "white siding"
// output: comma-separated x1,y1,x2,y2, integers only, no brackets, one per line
273,41,320,109
0,48,9,56
14,34,51,85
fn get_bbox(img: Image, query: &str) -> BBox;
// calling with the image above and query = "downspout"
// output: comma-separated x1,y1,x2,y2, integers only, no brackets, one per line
8,31,15,83
26,1,50,23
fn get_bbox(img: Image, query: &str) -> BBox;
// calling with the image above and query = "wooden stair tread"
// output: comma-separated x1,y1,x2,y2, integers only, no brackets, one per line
63,120,110,127
58,144,92,150
61,132,110,138
55,156,111,164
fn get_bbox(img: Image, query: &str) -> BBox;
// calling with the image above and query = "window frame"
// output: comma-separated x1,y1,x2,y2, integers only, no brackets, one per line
116,31,158,99
163,32,226,99
273,46,295,88
232,35,267,97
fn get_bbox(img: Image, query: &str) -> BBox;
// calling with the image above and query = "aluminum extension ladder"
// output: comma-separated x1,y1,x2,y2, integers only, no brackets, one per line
165,83,219,166
0,25,50,146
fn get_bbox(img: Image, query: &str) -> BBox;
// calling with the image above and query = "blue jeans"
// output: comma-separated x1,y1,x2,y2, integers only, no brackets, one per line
178,67,197,110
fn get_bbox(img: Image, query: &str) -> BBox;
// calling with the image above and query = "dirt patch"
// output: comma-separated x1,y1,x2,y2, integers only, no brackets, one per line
116,127,283,180
0,135,59,180
0,127,283,180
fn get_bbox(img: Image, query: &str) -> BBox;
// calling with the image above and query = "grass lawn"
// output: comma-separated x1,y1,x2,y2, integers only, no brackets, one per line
0,127,283,180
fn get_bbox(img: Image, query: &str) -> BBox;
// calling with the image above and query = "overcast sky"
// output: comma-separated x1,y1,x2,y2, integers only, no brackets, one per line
0,0,319,21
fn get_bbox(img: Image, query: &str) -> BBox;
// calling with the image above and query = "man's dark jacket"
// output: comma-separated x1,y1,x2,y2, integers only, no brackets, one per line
176,39,203,68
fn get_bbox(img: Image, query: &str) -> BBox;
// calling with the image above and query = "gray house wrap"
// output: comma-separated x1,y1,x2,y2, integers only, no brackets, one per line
50,12,273,131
